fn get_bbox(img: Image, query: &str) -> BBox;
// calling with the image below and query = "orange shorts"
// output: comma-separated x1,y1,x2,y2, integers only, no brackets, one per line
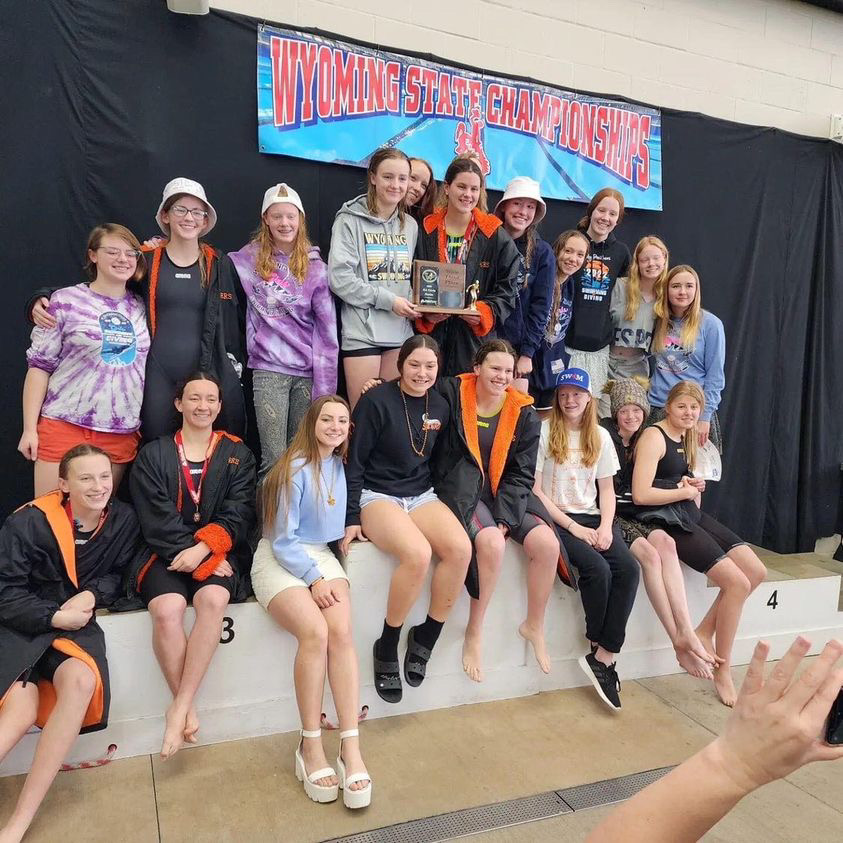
36,417,140,464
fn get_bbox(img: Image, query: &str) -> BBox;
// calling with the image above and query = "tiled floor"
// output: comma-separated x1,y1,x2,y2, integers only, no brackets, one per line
2,662,842,842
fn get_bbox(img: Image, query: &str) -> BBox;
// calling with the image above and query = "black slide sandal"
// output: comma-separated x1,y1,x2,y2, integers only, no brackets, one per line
372,641,403,703
403,626,432,687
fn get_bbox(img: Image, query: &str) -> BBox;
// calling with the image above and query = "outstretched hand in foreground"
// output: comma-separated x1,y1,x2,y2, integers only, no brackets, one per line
587,636,843,843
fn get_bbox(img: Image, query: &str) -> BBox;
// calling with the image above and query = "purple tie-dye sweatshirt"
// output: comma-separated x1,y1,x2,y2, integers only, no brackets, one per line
228,243,338,397
26,283,150,433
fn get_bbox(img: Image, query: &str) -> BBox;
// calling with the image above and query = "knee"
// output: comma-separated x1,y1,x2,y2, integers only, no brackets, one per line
746,556,767,589
302,617,329,653
400,541,432,576
61,662,97,701
475,528,506,566
327,618,354,650
635,541,662,572
528,527,560,565
149,597,186,631
443,531,473,566
648,530,677,557
721,564,752,598
195,587,231,617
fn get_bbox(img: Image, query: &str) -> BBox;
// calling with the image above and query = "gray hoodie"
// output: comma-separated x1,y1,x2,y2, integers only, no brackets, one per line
328,194,418,351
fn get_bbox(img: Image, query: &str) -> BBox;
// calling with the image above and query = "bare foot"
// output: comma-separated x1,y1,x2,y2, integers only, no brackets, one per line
462,631,483,683
675,646,713,680
161,703,188,760
518,621,551,674
183,707,199,744
340,738,370,791
301,736,338,787
713,665,737,707
677,631,719,667
695,627,725,665
0,821,27,843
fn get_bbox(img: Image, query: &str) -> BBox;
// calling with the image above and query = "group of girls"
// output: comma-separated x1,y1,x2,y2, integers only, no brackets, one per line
3,150,755,836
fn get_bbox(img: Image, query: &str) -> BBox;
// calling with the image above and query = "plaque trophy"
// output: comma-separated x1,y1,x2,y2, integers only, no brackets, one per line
412,260,478,313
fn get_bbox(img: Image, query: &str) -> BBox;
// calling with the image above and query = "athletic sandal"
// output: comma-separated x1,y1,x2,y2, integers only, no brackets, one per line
372,641,403,703
336,728,373,809
403,625,432,687
294,729,338,803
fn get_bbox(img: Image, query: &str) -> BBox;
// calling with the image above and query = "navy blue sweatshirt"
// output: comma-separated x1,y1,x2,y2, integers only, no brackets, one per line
501,233,555,359
566,229,631,352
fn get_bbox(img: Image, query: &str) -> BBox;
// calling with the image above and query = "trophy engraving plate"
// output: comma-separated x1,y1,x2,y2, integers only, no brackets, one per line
412,260,474,313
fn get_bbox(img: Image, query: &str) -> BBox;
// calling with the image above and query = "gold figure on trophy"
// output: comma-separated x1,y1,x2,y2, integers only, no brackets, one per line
467,281,479,311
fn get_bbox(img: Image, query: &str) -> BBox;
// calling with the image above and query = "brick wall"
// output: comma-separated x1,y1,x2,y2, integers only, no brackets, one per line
210,0,843,139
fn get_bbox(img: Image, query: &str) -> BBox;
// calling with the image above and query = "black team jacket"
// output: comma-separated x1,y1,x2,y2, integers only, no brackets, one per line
414,208,520,377
0,493,144,733
431,374,556,597
127,432,256,602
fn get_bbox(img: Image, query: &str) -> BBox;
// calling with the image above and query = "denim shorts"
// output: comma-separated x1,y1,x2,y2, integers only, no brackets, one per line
360,487,439,512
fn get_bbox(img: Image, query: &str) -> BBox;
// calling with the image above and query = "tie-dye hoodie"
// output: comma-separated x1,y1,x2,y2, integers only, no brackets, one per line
228,243,338,397
26,283,150,433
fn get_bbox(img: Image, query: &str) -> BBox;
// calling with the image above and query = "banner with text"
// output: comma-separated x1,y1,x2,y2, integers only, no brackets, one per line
258,26,662,210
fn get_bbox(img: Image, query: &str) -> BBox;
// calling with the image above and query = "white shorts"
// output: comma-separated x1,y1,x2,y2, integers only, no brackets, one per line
250,538,348,610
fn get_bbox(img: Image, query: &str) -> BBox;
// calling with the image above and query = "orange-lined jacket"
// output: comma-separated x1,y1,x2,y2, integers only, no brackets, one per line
414,208,521,377
431,374,549,597
0,493,144,732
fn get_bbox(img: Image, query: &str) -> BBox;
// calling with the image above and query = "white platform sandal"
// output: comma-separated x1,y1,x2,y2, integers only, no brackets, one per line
295,729,338,803
336,728,372,809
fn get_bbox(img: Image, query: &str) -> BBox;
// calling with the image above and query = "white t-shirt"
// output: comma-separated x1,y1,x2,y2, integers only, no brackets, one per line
536,421,619,515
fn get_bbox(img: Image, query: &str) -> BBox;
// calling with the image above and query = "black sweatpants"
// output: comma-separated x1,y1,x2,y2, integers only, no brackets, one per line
556,513,640,653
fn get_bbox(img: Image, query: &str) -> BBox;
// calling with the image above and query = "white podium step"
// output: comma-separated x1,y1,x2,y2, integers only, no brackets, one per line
2,544,842,776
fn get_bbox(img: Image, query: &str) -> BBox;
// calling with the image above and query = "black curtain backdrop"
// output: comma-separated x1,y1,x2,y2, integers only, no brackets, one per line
2,0,841,552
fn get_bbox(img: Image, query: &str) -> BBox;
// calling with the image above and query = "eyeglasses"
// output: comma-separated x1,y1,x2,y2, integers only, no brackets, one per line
169,204,209,220
98,247,140,260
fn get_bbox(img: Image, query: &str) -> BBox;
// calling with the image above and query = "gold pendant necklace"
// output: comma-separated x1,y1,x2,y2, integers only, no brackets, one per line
401,386,429,457
326,457,337,506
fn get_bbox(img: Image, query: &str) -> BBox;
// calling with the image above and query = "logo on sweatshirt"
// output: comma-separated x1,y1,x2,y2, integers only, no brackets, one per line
422,413,442,431
250,265,302,318
657,329,691,375
99,312,137,366
364,233,411,283
580,258,611,301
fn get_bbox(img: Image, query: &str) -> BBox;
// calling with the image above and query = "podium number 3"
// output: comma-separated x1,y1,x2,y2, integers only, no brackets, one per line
220,616,235,643
767,590,778,610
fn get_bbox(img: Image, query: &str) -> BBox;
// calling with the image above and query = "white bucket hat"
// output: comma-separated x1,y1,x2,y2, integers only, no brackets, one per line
261,183,306,217
494,176,546,224
155,177,217,236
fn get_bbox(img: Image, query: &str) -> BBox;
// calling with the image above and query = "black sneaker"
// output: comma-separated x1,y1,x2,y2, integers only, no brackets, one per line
578,651,621,711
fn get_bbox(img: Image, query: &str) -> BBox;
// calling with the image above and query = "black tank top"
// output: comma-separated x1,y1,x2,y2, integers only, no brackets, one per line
653,425,689,484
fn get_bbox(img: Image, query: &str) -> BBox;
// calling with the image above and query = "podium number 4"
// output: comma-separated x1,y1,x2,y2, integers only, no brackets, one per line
767,590,778,610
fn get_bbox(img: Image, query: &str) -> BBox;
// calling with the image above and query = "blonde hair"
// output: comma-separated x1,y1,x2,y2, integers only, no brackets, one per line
625,236,669,322
652,264,703,352
547,391,601,468
366,148,410,229
260,395,350,533
664,380,705,472
252,186,312,283
547,230,589,341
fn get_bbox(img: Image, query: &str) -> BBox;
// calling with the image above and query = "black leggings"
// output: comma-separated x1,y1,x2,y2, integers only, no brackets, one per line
667,511,745,574
555,513,640,653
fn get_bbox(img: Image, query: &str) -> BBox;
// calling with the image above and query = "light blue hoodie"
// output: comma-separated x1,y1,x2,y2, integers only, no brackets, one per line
270,456,346,584
649,310,725,421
